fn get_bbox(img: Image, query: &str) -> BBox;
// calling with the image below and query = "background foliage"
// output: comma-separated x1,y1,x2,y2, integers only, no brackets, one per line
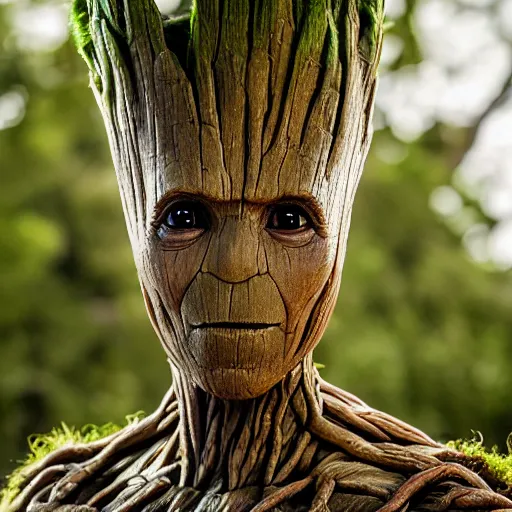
1,0,511,485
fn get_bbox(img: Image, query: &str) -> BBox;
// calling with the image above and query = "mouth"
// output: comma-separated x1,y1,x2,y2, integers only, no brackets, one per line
190,322,281,330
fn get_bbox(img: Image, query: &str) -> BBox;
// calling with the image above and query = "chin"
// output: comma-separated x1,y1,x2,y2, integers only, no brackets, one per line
196,367,286,400
184,326,287,399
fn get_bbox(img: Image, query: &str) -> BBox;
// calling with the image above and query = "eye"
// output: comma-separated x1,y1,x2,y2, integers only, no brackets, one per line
266,204,311,231
156,200,210,244
163,201,209,230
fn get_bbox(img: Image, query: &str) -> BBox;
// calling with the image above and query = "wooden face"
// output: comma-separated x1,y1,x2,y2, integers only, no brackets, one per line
112,0,373,400
84,0,377,399
140,182,343,399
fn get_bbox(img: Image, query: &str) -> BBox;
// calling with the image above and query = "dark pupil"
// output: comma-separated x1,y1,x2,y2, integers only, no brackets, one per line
278,211,299,229
167,206,196,228
271,207,305,230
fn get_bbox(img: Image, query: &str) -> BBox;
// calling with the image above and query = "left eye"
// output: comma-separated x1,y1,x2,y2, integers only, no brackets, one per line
266,205,310,231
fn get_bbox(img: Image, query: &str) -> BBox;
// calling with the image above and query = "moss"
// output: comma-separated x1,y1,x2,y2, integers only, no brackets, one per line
358,0,384,60
447,434,512,486
300,0,330,57
189,0,197,32
70,0,92,60
0,412,145,509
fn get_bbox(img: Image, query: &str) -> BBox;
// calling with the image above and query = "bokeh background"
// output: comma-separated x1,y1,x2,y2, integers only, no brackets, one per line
1,0,512,485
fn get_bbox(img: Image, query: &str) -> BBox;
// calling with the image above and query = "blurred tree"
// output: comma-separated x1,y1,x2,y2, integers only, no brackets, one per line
0,0,511,489
318,126,512,445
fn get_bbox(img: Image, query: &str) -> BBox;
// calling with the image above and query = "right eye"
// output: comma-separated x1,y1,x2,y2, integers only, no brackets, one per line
164,201,209,230
157,200,210,244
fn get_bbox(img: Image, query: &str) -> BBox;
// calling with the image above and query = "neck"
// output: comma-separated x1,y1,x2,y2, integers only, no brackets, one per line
171,354,320,492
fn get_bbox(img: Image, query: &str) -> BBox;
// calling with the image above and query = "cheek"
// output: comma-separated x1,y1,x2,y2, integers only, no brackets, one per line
263,236,334,330
145,235,211,314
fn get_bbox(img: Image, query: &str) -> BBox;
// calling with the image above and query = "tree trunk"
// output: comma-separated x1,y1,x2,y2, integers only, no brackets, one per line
8,0,512,511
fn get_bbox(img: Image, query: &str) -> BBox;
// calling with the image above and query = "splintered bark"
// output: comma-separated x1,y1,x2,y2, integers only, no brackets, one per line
8,0,512,511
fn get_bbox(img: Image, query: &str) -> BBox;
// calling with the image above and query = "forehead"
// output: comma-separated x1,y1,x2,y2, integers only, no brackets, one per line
159,153,330,205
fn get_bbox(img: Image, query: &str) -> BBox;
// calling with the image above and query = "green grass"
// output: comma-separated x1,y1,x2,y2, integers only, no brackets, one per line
0,412,144,509
447,434,512,486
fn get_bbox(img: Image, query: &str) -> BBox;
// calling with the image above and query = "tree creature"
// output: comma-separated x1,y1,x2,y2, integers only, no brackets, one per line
6,0,512,510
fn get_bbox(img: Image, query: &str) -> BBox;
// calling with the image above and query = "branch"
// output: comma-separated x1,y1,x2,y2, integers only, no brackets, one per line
451,67,512,171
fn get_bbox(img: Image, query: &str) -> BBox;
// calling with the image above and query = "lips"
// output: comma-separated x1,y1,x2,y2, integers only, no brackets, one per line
190,321,281,330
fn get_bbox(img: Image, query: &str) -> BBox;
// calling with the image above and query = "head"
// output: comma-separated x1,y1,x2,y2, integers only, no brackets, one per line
84,0,382,399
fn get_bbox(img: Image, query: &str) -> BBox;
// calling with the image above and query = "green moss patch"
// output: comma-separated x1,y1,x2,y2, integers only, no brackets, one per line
358,0,384,60
70,0,92,59
447,434,512,486
0,412,145,509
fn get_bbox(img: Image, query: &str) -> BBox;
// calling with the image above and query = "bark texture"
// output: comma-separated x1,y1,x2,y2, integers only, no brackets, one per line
8,357,512,511
7,0,512,511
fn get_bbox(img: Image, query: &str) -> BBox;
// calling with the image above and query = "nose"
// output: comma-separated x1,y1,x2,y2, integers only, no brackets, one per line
201,216,261,283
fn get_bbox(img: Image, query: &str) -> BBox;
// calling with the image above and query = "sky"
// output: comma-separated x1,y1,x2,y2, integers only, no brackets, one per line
1,0,511,268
